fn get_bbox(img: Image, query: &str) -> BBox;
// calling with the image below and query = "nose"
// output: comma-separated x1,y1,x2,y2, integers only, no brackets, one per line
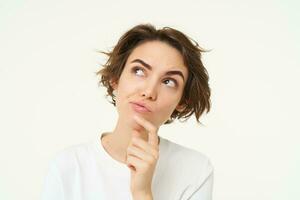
141,80,158,101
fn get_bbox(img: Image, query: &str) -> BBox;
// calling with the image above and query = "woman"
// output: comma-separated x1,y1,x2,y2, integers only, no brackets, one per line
41,24,213,200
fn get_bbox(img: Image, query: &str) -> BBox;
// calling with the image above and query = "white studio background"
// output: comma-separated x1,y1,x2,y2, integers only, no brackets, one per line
0,0,299,200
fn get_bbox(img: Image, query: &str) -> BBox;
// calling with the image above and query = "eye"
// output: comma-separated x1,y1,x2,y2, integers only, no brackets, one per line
163,78,178,88
132,66,145,77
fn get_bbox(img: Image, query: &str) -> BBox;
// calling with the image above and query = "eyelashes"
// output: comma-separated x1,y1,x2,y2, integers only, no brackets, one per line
132,66,145,76
131,66,178,88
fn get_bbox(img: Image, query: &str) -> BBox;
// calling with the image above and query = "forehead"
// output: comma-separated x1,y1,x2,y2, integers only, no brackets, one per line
126,41,188,78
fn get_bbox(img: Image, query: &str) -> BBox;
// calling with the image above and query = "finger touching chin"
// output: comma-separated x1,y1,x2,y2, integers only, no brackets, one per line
131,130,143,138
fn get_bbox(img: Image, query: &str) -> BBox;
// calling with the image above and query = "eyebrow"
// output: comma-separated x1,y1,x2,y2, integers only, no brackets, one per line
130,59,185,81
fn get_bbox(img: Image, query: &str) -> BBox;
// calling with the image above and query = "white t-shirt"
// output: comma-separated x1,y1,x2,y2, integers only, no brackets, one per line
41,132,214,200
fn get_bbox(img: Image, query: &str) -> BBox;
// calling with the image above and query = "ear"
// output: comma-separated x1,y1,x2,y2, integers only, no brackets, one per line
109,78,118,90
175,103,186,112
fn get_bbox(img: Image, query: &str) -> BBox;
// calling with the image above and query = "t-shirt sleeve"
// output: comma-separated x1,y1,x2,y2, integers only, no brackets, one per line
41,159,64,200
187,158,214,200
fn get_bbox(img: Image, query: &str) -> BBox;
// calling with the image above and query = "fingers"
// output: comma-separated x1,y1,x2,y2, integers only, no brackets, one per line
133,115,159,147
127,146,158,173
126,137,159,172
127,145,154,163
131,137,159,157
127,155,146,172
127,115,160,173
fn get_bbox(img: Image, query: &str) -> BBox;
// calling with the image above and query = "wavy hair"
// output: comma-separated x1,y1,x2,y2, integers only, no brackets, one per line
95,24,211,125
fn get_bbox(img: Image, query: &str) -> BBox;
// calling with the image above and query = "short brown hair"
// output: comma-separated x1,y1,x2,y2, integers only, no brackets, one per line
96,24,211,125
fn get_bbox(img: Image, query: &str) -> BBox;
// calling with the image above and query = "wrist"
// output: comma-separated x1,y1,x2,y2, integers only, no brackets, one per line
132,191,153,200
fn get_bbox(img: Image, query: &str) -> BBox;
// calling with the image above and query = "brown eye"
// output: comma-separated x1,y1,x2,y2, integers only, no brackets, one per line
163,78,178,88
132,66,145,76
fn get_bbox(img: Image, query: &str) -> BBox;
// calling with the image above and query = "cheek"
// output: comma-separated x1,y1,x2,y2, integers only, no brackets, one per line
115,83,138,110
154,98,180,121
117,78,138,97
160,92,182,108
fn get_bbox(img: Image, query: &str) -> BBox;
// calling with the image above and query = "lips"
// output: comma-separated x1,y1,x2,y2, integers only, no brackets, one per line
130,101,151,113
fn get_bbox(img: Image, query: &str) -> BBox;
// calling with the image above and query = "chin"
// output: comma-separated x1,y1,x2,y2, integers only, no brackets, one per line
125,116,142,130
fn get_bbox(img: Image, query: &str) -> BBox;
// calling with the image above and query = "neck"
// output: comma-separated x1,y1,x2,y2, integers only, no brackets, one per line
101,116,158,164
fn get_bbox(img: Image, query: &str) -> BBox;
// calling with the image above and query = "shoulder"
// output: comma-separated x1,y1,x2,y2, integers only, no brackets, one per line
160,137,213,178
48,141,94,174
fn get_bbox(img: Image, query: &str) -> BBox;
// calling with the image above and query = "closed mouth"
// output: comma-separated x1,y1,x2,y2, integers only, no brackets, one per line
130,102,151,112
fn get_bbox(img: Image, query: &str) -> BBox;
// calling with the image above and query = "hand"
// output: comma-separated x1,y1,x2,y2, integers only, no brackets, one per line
126,115,160,199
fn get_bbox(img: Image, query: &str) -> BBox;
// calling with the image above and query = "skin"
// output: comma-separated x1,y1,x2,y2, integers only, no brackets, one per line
101,40,188,199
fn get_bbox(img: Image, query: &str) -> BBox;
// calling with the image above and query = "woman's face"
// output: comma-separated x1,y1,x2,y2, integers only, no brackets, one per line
112,40,188,128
